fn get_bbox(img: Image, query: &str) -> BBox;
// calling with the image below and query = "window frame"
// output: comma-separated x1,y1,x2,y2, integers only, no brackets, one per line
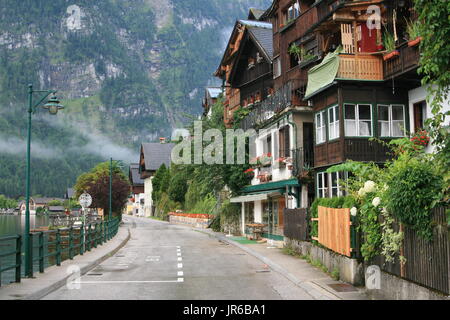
377,104,406,137
328,105,340,141
315,110,327,145
344,103,373,137
317,172,328,198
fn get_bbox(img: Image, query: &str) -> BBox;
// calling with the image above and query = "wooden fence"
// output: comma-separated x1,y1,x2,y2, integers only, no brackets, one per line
372,207,449,295
312,206,353,257
283,208,309,241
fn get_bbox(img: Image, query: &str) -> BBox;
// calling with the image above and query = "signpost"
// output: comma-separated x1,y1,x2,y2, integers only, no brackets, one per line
78,192,92,252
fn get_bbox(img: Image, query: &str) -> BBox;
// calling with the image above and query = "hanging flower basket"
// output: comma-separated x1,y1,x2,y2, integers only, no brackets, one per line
259,153,272,167
244,168,255,179
275,157,286,167
383,50,400,61
408,36,422,47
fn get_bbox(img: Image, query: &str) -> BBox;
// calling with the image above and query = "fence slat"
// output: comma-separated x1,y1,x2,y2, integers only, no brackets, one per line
316,206,352,257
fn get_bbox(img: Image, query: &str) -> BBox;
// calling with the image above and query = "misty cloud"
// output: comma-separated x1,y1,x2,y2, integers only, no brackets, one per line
0,136,59,159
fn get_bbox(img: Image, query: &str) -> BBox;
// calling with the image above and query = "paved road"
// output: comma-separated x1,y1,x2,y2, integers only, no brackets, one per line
42,216,314,300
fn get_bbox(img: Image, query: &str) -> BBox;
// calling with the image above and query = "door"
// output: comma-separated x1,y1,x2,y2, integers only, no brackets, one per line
413,101,427,132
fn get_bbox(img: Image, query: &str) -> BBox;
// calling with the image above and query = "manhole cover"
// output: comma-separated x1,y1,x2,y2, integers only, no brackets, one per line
327,283,357,292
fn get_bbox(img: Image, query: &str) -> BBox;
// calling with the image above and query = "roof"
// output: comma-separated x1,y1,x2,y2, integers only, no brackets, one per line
248,26,274,61
206,87,222,99
241,179,300,194
34,198,65,204
248,8,266,21
238,20,272,29
129,163,145,186
140,143,175,172
48,206,65,212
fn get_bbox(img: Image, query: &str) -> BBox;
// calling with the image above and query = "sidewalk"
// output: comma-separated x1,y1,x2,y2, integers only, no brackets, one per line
197,228,370,300
0,224,130,300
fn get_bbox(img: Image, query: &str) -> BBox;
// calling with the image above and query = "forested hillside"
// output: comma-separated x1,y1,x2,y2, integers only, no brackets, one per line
0,0,271,198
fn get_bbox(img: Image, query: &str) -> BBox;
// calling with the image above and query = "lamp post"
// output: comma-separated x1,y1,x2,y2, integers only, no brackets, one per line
24,84,64,277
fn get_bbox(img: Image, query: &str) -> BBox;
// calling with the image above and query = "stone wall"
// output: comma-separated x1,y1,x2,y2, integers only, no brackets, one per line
169,215,211,229
285,238,365,286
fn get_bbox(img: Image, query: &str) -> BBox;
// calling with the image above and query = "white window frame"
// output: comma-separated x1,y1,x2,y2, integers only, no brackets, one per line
317,172,327,198
329,171,347,198
344,103,373,137
273,57,281,79
315,110,326,144
378,104,406,137
328,105,339,140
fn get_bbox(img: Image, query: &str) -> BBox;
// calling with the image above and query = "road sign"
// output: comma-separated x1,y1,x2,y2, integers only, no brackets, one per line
79,192,92,209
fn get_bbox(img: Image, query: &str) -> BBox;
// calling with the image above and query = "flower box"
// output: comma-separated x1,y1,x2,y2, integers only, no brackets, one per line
408,36,422,47
383,50,400,61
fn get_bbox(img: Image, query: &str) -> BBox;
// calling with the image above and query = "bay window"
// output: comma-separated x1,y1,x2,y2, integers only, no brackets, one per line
328,105,339,140
315,111,326,144
344,104,372,137
378,104,405,137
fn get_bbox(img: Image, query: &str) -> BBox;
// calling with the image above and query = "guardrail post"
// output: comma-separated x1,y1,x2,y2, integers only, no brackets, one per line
29,233,33,278
93,224,98,248
80,224,84,255
87,224,91,251
69,227,73,260
39,232,44,273
15,236,22,283
99,221,104,245
56,230,61,266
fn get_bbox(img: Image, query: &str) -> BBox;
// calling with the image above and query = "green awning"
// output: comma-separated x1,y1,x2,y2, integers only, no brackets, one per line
241,178,300,194
304,46,343,100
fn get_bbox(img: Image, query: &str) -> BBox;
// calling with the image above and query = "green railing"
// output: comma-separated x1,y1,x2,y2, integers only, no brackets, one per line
0,217,121,287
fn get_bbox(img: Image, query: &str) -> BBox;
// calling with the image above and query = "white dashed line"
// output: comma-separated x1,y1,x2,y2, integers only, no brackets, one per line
177,263,183,269
177,271,184,276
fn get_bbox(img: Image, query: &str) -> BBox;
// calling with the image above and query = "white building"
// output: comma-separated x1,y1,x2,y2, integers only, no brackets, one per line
139,141,175,217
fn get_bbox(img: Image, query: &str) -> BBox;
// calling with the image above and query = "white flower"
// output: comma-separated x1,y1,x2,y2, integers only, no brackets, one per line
358,188,366,197
363,180,376,193
372,197,381,207
350,207,358,216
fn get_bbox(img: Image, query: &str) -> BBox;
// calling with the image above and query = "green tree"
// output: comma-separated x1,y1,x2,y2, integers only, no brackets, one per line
74,161,130,217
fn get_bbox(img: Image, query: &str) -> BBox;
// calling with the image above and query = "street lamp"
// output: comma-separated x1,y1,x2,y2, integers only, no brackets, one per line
109,158,125,220
24,84,64,277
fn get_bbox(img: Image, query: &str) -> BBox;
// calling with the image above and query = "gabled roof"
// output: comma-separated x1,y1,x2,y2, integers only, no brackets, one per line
248,8,266,21
206,87,222,99
129,163,144,186
140,143,175,172
247,26,273,61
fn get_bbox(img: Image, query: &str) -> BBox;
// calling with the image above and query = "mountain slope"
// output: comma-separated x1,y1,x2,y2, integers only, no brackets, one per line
0,0,272,198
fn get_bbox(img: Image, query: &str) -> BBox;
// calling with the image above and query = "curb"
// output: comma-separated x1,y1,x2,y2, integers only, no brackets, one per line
10,225,131,300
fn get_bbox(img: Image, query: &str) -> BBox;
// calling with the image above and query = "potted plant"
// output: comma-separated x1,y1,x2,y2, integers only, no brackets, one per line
382,32,399,61
288,43,304,65
244,168,255,179
410,129,430,148
406,19,422,47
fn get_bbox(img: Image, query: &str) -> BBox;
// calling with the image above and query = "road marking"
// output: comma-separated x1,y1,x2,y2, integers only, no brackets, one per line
177,278,184,282
178,263,183,268
178,271,184,276
177,252,181,257
177,257,182,262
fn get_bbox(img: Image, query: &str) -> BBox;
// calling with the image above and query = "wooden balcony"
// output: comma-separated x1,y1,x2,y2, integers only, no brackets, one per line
337,54,383,81
383,42,420,79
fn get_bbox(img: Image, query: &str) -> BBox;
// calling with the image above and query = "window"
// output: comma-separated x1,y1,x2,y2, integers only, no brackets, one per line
317,172,328,198
344,104,372,136
273,57,281,78
328,105,339,140
315,111,326,144
378,104,405,137
329,172,347,197
285,2,300,23
279,126,291,158
413,101,427,132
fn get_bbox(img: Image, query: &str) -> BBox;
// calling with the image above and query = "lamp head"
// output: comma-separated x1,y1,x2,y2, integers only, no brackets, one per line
43,94,64,115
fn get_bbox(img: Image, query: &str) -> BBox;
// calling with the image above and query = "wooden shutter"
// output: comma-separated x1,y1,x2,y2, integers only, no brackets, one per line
285,126,291,157
341,23,355,53
279,128,285,157
278,198,285,227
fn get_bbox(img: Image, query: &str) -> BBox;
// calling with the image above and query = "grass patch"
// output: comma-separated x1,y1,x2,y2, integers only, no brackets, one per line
147,216,165,221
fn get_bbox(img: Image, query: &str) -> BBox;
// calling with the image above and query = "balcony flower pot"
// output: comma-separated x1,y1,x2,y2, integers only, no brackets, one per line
383,50,400,61
376,44,384,51
408,36,422,47
287,164,293,170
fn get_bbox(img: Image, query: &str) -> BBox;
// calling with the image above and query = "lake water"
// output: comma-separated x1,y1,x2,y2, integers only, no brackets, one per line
0,215,50,237
0,215,50,286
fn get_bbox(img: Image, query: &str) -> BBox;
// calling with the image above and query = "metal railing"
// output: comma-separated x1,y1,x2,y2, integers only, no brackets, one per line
292,147,314,177
0,217,121,287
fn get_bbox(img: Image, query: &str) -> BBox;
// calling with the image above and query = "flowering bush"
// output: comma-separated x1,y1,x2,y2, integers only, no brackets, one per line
169,212,214,219
411,129,430,147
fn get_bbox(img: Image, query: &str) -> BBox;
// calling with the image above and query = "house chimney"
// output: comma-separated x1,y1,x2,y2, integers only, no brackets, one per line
159,137,166,144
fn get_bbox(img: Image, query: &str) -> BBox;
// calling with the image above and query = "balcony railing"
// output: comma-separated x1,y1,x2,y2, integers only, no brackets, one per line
292,147,314,177
337,54,384,81
383,42,420,79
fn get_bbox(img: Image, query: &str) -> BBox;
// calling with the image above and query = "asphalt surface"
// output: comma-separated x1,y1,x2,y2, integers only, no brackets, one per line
42,216,314,300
